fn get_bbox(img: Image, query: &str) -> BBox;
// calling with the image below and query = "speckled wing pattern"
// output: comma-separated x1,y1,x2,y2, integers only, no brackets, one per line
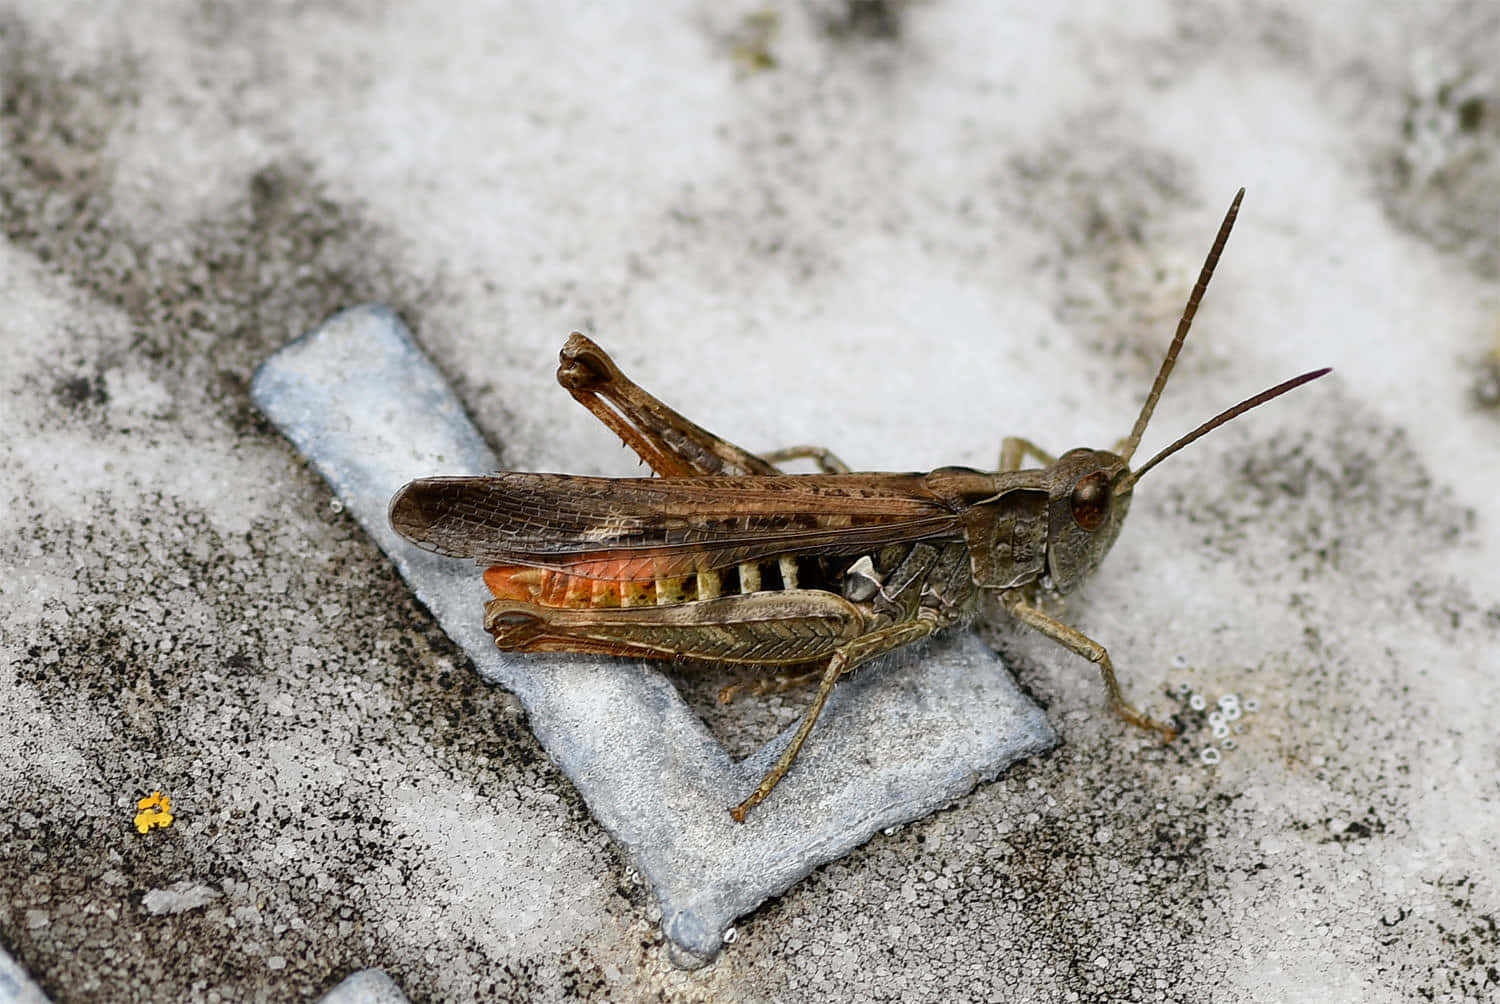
388,472,966,579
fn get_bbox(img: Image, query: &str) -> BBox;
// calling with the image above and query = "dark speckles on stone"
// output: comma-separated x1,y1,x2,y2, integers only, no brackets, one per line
819,0,905,42
1473,352,1500,410
1168,393,1473,592
53,372,108,410
1381,25,1499,279
0,31,432,435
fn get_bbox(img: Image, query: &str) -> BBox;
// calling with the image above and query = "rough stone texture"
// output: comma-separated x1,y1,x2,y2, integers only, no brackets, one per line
3,1,1498,1002
250,304,1057,964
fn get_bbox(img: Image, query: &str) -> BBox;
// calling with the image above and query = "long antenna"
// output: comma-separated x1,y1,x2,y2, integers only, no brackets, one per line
1120,367,1331,491
1118,188,1245,464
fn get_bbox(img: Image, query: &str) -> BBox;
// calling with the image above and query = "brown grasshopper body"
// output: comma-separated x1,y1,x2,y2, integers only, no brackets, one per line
390,190,1329,820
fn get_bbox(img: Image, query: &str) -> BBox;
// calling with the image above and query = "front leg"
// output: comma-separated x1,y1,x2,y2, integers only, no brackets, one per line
999,588,1177,741
555,333,780,476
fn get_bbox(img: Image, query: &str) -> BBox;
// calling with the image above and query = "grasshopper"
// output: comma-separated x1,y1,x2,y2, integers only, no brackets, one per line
390,190,1329,821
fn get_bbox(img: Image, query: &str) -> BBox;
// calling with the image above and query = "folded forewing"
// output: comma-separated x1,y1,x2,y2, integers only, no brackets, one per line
389,473,966,579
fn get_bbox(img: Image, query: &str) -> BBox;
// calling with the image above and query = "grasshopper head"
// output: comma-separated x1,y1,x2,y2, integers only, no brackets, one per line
1041,189,1330,593
1042,448,1133,592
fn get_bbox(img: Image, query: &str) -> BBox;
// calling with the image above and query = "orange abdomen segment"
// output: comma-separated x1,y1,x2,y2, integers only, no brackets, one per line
482,555,760,609
485,565,636,608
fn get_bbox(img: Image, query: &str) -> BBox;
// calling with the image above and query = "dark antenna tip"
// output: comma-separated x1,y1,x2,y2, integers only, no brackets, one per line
1121,367,1332,490
1119,189,1246,464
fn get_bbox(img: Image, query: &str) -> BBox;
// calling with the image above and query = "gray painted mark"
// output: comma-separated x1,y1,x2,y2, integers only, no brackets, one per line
0,942,52,1004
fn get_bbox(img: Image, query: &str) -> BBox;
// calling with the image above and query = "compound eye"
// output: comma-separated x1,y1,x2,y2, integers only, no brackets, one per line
1070,471,1112,531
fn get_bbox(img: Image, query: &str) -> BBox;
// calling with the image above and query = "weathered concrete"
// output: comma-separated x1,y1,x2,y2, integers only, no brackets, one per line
3,1,1497,1000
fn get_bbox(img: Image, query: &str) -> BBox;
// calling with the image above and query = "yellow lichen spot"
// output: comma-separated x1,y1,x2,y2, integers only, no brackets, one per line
730,9,779,71
134,791,174,834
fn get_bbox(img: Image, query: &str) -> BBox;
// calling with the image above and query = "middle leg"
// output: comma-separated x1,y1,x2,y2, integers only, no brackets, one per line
729,611,946,821
999,436,1057,472
758,445,852,474
717,665,825,704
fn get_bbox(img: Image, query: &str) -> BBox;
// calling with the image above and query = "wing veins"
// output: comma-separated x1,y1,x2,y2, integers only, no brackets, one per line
391,473,967,575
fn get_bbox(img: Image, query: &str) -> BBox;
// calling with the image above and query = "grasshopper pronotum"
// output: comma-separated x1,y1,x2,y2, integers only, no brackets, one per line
391,190,1329,821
